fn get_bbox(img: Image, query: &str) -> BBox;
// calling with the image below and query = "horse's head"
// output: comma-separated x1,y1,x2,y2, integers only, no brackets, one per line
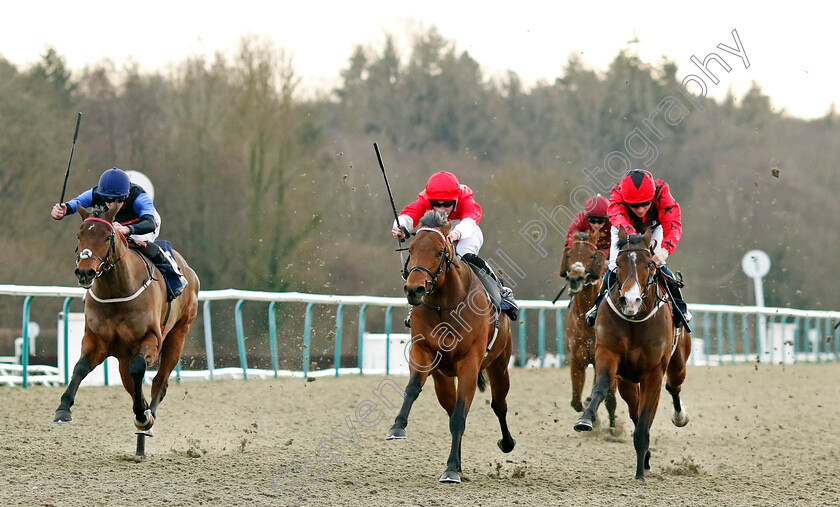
403,210,458,306
614,227,657,317
561,231,606,295
74,204,121,288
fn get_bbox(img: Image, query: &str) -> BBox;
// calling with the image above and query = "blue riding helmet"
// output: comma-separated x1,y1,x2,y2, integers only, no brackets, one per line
97,168,131,197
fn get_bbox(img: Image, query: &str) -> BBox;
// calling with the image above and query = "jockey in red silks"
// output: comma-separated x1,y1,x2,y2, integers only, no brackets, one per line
564,194,612,259
392,171,518,326
585,169,692,329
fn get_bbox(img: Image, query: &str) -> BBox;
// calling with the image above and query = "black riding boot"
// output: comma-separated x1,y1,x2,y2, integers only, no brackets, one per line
135,241,188,299
662,272,692,329
585,270,615,327
462,253,518,321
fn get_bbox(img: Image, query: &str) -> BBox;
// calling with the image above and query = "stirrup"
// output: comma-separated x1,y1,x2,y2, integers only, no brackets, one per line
585,305,597,327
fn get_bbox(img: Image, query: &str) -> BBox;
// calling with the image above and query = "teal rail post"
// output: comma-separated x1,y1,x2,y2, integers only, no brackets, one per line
61,297,74,385
202,300,215,381
21,296,33,388
726,312,736,365
234,299,248,380
358,305,368,374
741,314,750,362
334,305,344,377
518,309,527,367
268,301,279,378
538,309,546,367
702,312,711,361
175,359,181,383
791,316,801,363
715,312,724,364
555,308,565,366
302,303,313,378
384,306,393,376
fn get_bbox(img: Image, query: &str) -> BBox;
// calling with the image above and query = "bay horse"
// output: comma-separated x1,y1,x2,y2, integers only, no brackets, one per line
573,227,690,481
560,231,616,430
386,210,516,483
53,204,199,453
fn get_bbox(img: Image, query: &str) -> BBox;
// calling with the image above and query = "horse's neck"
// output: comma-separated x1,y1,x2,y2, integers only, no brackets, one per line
92,244,141,296
432,262,473,308
571,282,599,311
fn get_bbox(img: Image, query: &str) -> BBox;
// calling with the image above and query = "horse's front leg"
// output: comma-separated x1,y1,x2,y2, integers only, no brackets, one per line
53,335,107,423
633,370,664,482
486,351,516,453
386,369,429,440
574,347,618,432
667,330,691,428
440,363,480,483
129,334,161,431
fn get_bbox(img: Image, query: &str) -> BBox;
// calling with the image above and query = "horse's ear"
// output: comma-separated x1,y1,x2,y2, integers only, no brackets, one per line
559,246,571,277
441,220,452,236
104,203,119,223
77,206,90,220
618,226,627,241
643,227,653,244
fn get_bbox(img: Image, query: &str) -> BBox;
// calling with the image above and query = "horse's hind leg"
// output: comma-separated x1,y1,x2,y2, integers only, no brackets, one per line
633,371,664,482
667,331,691,427
53,334,108,423
486,355,515,453
149,321,189,416
129,333,160,431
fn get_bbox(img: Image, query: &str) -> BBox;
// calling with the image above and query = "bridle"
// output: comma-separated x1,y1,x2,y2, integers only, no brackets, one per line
76,217,127,278
566,240,602,293
403,227,459,296
607,245,662,321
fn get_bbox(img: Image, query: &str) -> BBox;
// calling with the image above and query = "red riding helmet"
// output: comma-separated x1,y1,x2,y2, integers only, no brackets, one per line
584,194,609,217
618,170,656,203
425,171,461,201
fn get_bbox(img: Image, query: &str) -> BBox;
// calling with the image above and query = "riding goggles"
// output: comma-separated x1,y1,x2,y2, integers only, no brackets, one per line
628,200,652,209
588,217,607,224
430,200,456,208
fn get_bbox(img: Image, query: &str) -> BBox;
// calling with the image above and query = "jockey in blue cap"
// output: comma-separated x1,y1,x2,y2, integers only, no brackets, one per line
51,167,188,298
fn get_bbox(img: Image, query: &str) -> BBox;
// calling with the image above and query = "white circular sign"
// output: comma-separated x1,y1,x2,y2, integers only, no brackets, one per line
742,249,771,279
125,170,155,202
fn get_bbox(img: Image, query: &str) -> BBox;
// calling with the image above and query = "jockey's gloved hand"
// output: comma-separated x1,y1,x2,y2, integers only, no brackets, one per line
652,248,669,266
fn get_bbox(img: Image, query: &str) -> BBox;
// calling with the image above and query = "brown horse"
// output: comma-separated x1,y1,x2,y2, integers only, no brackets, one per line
53,204,199,448
573,227,690,481
560,231,616,429
386,210,516,483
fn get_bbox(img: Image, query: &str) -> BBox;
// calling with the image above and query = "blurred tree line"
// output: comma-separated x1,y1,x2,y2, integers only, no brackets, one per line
2,28,838,319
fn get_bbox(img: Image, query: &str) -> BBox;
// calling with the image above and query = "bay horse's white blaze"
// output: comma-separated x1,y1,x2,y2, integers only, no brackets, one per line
569,261,586,276
621,252,643,315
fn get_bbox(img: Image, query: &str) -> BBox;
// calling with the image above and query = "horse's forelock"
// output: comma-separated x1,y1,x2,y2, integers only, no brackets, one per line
90,205,110,218
617,233,646,249
419,209,449,228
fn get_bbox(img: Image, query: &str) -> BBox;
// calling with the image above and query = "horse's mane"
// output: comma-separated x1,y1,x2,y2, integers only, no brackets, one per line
617,232,647,249
89,205,110,218
419,209,449,228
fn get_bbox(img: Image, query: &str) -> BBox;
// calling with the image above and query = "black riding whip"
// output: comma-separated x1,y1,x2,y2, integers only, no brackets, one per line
551,284,568,305
374,142,409,277
59,112,82,204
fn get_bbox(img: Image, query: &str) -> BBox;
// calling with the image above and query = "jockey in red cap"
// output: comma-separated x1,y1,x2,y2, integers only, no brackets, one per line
585,170,692,329
564,194,611,259
391,171,518,325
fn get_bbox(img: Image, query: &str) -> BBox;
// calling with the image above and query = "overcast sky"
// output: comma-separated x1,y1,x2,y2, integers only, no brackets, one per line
2,1,836,119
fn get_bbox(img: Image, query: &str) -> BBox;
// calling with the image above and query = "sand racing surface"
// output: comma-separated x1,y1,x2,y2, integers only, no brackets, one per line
2,362,839,506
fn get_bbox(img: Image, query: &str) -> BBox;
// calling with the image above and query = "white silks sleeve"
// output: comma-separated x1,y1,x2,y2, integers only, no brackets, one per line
451,217,477,240
393,215,414,231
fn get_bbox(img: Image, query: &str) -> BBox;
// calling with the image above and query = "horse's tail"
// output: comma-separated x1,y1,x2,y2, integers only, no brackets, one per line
477,369,488,392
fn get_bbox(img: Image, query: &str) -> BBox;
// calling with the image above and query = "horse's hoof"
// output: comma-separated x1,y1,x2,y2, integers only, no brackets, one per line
497,437,516,453
439,470,461,483
53,410,73,424
134,409,154,431
635,475,646,483
672,408,689,427
573,417,593,432
385,427,406,440
571,400,584,412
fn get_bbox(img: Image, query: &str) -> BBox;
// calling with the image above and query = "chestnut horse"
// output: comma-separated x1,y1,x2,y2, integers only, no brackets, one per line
560,231,616,429
573,227,690,481
53,204,199,449
386,210,516,483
